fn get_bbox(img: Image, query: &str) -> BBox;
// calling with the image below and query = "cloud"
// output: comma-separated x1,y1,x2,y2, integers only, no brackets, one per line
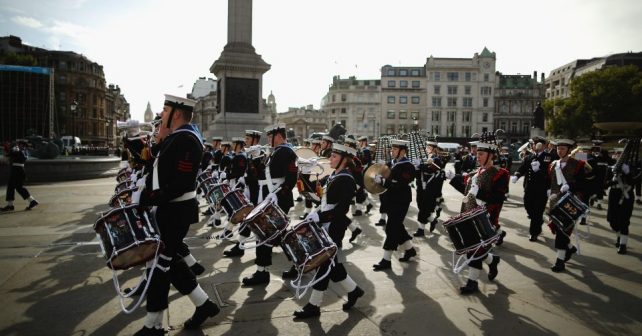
11,15,43,29
46,20,90,40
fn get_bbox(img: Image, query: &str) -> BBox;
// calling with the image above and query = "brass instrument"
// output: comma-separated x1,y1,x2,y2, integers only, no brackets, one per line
364,163,391,195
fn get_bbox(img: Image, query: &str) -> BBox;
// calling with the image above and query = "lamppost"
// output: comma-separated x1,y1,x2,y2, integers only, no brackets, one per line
412,116,419,131
70,100,78,139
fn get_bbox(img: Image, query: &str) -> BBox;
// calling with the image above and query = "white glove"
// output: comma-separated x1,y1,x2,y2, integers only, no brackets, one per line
136,176,146,187
219,172,227,180
468,184,479,197
445,170,456,180
621,163,630,175
130,173,138,184
560,184,570,193
547,189,551,197
131,189,142,204
305,211,320,223
531,161,540,172
511,175,519,184
374,174,384,185
266,192,278,204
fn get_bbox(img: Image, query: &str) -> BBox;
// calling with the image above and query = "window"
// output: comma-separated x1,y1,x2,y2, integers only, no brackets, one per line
447,72,459,81
341,108,346,114
331,109,336,114
481,86,492,95
447,97,457,107
411,111,419,120
462,125,471,137
341,94,347,102
463,111,472,122
399,69,408,76
482,127,488,133
388,80,396,88
447,123,455,137
447,86,458,95
511,122,518,133
387,110,396,119
387,96,396,104
399,110,408,119
434,85,441,94
432,125,440,135
463,97,473,107
386,125,395,134
482,112,488,122
411,69,420,76
400,80,408,88
387,69,395,76
447,111,456,122
340,120,346,127
500,121,506,130
332,94,336,102
484,74,490,82
434,72,441,81
432,97,442,107
465,86,471,95
465,72,472,81
399,96,408,104
523,123,530,134
411,80,420,88
432,111,441,122
411,96,420,104
483,98,489,107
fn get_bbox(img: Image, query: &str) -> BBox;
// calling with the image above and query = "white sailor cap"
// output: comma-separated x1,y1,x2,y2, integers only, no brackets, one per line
468,141,479,147
391,139,409,148
476,142,498,152
344,137,357,145
164,94,196,112
332,143,357,157
357,136,368,142
322,135,335,143
245,130,262,138
553,139,576,147
232,137,245,144
211,136,223,142
311,139,322,145
220,141,232,147
264,123,286,135
426,140,439,147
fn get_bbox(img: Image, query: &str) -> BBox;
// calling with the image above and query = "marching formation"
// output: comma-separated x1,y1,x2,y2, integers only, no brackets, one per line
92,94,642,335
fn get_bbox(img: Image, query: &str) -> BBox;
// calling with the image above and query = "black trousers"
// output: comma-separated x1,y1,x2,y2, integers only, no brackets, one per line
312,254,348,291
6,167,30,201
383,202,412,250
524,189,548,237
553,225,572,250
608,188,634,235
147,203,199,312
417,188,438,224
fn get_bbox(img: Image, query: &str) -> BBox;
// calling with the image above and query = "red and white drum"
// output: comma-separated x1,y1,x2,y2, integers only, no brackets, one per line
242,197,289,243
221,189,254,224
116,169,132,183
443,206,499,255
205,182,231,211
109,187,137,208
281,220,337,273
114,181,132,195
94,204,163,270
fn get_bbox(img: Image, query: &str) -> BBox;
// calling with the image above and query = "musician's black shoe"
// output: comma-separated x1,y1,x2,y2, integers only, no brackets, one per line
352,210,363,217
242,271,270,286
618,244,627,255
529,235,538,242
293,303,320,319
615,237,620,248
133,326,164,336
488,255,500,281
495,231,507,246
184,300,220,329
343,286,364,311
123,281,147,296
0,205,14,212
551,258,565,273
399,247,417,262
459,279,479,295
26,200,39,210
223,243,244,258
202,208,213,216
295,196,303,202
190,263,205,276
376,218,386,226
564,246,577,262
579,218,587,226
372,259,391,271
429,218,438,233
349,228,362,243
413,228,425,237
596,203,603,210
365,203,373,214
282,265,298,279
298,213,308,220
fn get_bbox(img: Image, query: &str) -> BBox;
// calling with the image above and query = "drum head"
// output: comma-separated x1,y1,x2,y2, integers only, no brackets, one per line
295,147,317,159
110,240,162,270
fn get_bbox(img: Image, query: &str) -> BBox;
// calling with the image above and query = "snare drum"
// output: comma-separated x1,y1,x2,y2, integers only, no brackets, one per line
550,192,589,231
109,187,137,208
196,170,213,191
205,182,231,211
242,197,289,243
281,220,337,273
198,176,218,195
221,189,254,224
114,181,132,194
94,204,163,270
116,169,132,183
443,206,498,255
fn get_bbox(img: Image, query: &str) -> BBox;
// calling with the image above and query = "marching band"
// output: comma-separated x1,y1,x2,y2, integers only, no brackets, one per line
95,103,641,333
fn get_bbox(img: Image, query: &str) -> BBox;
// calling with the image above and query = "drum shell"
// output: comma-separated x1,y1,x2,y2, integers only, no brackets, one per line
205,182,230,210
108,187,137,208
550,192,589,230
243,199,289,243
221,189,254,224
281,220,337,273
443,206,498,255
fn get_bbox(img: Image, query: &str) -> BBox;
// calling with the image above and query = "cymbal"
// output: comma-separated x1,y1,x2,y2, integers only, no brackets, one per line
364,163,391,195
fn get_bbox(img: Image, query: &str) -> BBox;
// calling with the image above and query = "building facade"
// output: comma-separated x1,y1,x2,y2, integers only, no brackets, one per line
380,66,426,136
105,84,130,148
194,91,218,140
276,105,327,145
321,76,381,138
494,72,545,144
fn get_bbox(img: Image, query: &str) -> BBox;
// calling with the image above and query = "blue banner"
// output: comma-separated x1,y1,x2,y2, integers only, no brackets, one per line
0,64,51,75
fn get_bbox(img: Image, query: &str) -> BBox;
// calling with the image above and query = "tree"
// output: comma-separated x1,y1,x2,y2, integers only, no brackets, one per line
0,52,37,66
545,65,642,137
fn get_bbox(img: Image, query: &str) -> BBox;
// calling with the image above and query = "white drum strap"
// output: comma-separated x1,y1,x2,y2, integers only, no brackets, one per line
554,161,567,186
152,157,160,190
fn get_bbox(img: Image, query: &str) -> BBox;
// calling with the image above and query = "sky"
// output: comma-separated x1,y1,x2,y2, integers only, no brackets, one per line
1,0,642,122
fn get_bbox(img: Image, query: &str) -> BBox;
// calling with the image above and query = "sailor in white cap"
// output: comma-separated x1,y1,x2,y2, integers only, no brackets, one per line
372,139,418,271
133,94,218,335
295,143,364,318
320,135,335,158
414,138,444,237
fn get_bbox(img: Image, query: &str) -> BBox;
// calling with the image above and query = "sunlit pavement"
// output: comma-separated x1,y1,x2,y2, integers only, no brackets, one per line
1,170,641,335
